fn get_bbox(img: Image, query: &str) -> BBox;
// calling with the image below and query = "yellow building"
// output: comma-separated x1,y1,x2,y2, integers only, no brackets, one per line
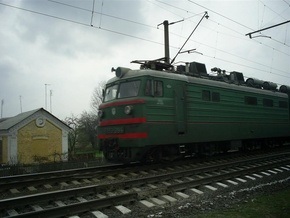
0,108,70,164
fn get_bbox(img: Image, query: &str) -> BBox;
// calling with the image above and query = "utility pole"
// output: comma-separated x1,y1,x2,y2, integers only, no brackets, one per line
1,99,3,118
50,90,53,113
163,20,170,64
19,95,22,113
45,83,50,110
158,19,184,64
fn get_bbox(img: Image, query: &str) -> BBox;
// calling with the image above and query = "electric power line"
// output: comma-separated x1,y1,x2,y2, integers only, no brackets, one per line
186,0,290,48
283,0,290,7
48,0,155,29
50,0,290,54
151,0,290,57
187,0,255,31
0,1,289,81
0,2,171,48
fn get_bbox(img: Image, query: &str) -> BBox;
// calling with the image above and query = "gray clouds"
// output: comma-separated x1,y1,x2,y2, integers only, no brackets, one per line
0,0,289,119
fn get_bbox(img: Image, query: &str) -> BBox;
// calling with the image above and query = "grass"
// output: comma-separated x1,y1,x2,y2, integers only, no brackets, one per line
196,187,290,218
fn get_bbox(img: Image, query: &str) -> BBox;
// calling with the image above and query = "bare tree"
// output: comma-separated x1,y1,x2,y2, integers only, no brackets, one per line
78,111,99,149
91,81,106,113
64,114,78,158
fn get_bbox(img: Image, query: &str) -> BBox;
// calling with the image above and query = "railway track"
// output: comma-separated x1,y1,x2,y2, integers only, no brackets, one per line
0,163,125,191
0,151,243,198
1,150,290,217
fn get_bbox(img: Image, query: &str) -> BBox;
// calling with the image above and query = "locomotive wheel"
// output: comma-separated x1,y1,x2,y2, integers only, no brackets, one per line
141,147,162,163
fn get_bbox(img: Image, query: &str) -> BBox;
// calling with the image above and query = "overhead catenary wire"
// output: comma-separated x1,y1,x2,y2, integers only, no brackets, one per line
246,20,290,39
0,1,289,80
188,0,290,48
283,0,290,7
259,0,289,22
48,0,155,29
0,2,89,27
171,11,209,64
99,0,104,28
187,0,255,31
151,0,290,56
0,2,173,48
90,0,95,26
146,0,184,18
50,0,290,54
2,1,289,59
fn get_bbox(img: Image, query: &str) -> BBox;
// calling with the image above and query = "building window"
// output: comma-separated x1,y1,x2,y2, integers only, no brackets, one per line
245,96,257,105
263,99,273,107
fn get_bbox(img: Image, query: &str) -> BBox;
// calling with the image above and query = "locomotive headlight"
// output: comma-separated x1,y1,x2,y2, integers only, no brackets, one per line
98,110,104,118
124,105,133,115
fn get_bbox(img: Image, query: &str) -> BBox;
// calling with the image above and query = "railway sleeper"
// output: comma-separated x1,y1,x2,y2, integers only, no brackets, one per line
136,187,169,200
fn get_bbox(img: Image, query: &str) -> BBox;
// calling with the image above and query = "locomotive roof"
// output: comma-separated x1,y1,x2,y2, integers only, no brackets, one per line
107,68,288,99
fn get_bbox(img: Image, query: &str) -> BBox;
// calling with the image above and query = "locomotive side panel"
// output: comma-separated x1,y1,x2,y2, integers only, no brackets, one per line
184,81,290,144
144,78,181,145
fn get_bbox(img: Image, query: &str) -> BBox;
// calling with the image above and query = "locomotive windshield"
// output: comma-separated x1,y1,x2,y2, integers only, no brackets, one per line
104,80,140,102
118,80,140,98
104,84,118,102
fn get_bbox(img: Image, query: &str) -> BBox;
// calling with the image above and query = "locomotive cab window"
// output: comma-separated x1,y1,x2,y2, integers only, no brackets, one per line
104,84,118,102
145,80,163,97
104,80,141,102
117,80,141,98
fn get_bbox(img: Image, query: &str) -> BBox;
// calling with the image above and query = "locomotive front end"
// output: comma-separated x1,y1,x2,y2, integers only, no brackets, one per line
97,68,148,163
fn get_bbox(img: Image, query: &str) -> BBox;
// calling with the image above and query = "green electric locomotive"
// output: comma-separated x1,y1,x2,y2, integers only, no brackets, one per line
97,60,290,163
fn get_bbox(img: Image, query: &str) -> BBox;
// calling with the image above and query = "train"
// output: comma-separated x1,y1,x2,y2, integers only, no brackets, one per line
97,59,290,163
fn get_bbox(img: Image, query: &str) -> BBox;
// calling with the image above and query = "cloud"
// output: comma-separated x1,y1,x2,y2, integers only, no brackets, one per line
0,0,289,120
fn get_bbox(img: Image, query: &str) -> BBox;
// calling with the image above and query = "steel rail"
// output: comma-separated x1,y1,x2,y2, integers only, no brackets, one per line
4,193,137,218
1,152,289,212
0,163,124,181
169,158,290,191
0,163,139,191
1,154,289,217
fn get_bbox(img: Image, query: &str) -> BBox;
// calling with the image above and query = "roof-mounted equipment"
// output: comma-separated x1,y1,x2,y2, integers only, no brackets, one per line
230,71,244,84
131,57,173,71
176,61,207,77
279,85,290,94
111,67,131,78
246,78,277,91
262,81,277,91
246,78,265,89
189,62,207,77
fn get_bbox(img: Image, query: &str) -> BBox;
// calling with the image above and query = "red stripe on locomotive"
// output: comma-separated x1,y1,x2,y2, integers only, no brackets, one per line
100,117,146,126
98,132,148,139
99,98,145,109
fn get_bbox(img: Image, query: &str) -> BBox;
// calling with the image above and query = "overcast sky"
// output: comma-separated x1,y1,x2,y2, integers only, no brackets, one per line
1,0,289,120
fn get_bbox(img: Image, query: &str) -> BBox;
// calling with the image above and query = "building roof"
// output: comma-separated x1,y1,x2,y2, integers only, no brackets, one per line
0,108,70,131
